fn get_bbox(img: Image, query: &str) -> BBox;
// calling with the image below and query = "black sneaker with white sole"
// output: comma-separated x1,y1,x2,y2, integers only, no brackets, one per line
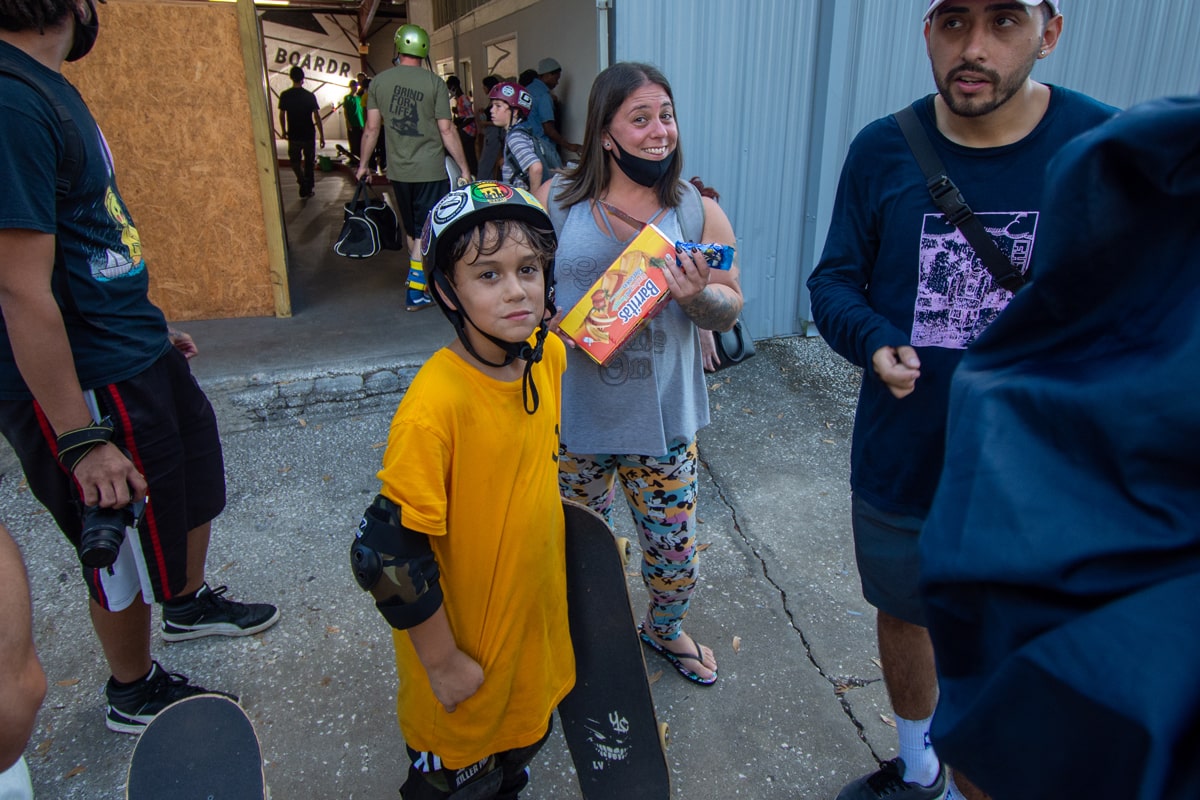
161,583,280,642
836,758,947,800
105,662,235,734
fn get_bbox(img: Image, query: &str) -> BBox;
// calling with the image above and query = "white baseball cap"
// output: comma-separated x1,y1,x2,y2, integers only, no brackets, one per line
925,0,1060,21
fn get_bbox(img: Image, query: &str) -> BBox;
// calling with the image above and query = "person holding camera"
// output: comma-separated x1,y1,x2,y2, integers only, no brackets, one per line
0,0,279,735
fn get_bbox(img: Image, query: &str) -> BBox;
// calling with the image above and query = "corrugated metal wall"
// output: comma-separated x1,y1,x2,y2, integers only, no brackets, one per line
1037,4,1200,108
618,0,823,340
616,0,1200,338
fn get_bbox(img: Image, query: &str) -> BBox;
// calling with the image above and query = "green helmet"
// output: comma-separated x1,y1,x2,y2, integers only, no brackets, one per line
394,24,429,59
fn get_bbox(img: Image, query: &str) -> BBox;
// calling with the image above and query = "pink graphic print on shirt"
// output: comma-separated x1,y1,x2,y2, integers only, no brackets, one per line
912,211,1037,349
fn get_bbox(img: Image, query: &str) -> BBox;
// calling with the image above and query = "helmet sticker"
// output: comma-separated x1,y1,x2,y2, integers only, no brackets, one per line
432,191,469,226
422,181,553,265
488,82,533,114
470,182,515,204
513,187,541,207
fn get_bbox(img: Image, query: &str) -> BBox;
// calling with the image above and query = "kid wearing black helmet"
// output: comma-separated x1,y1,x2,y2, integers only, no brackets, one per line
488,81,543,194
355,182,572,799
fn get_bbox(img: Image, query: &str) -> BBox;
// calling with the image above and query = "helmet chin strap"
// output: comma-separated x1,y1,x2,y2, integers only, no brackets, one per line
460,316,549,416
461,313,530,368
433,274,552,415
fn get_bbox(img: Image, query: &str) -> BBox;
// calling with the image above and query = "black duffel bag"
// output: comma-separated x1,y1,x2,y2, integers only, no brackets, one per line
334,178,402,258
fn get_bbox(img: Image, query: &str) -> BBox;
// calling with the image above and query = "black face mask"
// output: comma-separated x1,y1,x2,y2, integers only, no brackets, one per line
65,1,100,63
609,139,676,188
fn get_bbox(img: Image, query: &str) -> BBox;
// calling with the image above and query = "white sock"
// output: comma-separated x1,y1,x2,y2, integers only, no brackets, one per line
945,775,966,799
895,714,940,786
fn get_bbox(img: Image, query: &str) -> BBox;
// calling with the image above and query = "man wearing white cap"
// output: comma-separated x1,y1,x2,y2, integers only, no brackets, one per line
807,2,1114,798
525,57,581,171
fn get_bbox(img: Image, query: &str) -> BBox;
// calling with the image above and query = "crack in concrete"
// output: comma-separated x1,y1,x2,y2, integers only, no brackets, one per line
699,448,884,763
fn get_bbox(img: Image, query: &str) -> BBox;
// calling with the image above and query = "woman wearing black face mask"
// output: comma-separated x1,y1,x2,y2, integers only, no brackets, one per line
534,61,743,688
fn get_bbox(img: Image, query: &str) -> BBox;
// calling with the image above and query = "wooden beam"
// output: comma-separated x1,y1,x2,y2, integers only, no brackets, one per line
359,0,382,44
236,0,292,318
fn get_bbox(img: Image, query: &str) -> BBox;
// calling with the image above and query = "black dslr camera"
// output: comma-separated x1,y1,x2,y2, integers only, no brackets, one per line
79,502,140,569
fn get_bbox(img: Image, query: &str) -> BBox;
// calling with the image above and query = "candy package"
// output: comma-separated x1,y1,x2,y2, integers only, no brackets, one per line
675,241,735,270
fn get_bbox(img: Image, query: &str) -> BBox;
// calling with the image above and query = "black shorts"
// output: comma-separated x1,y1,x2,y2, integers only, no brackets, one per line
0,347,225,608
392,178,451,242
400,719,552,799
851,493,928,626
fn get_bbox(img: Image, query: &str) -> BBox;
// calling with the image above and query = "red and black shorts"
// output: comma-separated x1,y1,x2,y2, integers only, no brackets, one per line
0,347,225,609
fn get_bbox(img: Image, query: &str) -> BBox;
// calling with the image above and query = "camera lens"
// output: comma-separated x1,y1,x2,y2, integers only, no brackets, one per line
79,506,131,569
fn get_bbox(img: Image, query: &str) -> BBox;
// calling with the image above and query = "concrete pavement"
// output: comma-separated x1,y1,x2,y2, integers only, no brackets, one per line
2,338,905,799
0,169,903,798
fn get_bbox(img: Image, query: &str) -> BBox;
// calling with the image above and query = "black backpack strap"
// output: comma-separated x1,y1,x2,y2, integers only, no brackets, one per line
0,60,83,199
503,129,531,187
893,105,1026,293
0,53,91,326
505,148,529,186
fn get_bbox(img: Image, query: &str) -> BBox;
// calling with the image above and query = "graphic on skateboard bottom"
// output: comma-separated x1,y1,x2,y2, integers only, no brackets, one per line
126,693,265,800
559,500,671,799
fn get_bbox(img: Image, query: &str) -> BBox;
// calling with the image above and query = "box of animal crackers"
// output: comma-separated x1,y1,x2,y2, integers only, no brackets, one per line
559,224,678,366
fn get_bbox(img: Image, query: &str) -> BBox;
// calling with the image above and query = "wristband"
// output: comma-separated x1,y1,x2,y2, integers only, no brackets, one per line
56,416,114,473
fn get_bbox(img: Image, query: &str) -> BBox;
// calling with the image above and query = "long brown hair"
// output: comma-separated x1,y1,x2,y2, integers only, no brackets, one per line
556,62,684,209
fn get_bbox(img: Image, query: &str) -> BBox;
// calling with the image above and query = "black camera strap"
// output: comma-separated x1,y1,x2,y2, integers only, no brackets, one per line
894,105,1027,293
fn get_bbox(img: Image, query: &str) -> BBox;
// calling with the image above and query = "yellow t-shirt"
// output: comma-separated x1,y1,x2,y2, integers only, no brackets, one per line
377,336,573,767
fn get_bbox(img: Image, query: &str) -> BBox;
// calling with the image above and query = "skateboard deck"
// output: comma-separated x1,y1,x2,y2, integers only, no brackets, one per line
336,143,359,167
445,154,465,187
559,500,671,799
127,693,266,800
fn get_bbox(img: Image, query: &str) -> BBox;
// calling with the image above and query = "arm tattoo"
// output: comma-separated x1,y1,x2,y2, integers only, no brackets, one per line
679,286,740,332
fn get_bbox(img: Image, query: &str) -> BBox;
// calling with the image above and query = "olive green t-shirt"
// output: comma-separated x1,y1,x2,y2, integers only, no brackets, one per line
367,64,451,183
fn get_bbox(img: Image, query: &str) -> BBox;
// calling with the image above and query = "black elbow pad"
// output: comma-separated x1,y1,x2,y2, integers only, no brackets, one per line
350,494,443,629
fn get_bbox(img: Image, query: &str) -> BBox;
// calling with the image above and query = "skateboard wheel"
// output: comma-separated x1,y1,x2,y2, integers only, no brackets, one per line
615,537,632,567
658,721,670,749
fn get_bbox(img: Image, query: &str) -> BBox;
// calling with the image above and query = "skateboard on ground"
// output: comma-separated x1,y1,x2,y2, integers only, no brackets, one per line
336,143,359,167
559,500,671,799
127,693,266,799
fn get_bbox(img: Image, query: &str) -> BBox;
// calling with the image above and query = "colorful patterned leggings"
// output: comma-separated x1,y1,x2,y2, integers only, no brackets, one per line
558,438,699,641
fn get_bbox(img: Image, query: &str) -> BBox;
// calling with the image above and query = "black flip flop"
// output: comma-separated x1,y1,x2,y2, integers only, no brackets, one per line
638,625,718,686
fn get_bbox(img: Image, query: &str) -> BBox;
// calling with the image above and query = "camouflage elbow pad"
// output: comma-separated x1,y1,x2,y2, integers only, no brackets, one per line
350,494,444,629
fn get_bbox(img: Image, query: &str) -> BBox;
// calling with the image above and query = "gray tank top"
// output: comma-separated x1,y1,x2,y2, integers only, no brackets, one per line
554,201,710,456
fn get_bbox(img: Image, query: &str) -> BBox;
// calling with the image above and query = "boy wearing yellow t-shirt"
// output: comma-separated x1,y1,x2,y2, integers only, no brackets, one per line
351,182,573,799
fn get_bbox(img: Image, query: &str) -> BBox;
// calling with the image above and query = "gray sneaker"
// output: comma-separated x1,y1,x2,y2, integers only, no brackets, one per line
836,758,946,800
161,583,280,642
